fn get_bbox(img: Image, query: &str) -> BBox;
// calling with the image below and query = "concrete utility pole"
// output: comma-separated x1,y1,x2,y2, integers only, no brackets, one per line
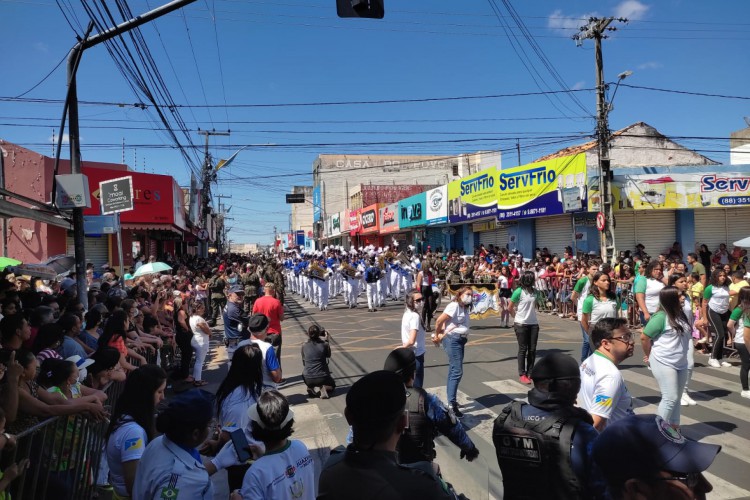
197,130,230,257
63,0,197,309
574,16,627,264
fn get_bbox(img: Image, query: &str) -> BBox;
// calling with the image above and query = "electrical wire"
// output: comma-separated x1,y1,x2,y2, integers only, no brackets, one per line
13,52,68,98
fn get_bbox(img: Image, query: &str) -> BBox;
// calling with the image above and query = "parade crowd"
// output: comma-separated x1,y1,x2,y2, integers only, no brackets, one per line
0,238,743,499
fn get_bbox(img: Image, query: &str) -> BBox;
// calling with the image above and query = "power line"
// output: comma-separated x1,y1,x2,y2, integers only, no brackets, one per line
13,52,67,98
619,83,750,101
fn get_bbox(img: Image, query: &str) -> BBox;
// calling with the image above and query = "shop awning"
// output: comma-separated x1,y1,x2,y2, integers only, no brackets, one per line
122,223,183,235
0,199,71,229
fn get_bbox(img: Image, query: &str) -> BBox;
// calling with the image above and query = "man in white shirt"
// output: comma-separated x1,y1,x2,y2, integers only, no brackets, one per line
578,317,635,431
238,314,282,390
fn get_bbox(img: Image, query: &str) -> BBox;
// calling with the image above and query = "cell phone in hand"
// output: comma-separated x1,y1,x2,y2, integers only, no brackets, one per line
230,429,252,463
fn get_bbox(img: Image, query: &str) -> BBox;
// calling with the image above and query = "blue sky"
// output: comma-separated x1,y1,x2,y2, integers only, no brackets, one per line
1,0,749,244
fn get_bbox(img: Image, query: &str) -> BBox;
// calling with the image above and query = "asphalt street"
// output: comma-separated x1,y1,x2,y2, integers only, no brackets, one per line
201,292,750,500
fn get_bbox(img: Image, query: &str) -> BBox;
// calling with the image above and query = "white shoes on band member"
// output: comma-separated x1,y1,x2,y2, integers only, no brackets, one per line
681,392,697,406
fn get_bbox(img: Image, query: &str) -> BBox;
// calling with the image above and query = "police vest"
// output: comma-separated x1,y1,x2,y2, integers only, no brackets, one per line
397,387,437,464
492,401,588,500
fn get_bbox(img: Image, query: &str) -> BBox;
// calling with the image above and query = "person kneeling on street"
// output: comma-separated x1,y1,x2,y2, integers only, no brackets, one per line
492,352,605,500
383,347,478,466
301,324,335,399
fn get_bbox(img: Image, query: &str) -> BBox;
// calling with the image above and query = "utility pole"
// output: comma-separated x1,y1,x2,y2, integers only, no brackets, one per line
574,16,627,264
197,130,230,257
60,0,197,309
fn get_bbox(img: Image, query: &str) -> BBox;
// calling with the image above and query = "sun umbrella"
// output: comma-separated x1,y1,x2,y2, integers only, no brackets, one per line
132,261,172,278
6,264,59,280
733,236,750,248
42,255,76,275
0,257,21,271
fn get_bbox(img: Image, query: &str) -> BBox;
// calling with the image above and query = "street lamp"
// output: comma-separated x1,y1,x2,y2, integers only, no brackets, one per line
608,70,633,113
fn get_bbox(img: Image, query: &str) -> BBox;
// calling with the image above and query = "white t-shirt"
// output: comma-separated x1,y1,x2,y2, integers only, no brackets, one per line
401,308,426,356
643,311,691,369
578,352,633,424
574,276,592,320
238,338,278,390
442,301,470,337
497,276,509,290
510,288,538,325
582,295,618,326
189,314,209,339
106,419,148,497
645,278,665,314
240,440,316,500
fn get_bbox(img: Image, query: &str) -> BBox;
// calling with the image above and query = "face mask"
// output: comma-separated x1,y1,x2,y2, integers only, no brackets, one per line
462,295,473,306
415,302,423,312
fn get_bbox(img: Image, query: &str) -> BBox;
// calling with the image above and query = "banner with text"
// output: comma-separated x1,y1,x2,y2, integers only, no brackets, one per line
448,167,498,223
360,204,380,234
496,154,586,221
426,185,448,225
378,203,400,234
398,192,427,228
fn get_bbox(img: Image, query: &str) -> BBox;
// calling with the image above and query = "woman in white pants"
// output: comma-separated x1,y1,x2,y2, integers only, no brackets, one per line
189,302,211,386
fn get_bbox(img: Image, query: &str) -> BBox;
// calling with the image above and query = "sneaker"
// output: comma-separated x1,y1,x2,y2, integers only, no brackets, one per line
708,358,721,368
741,390,750,399
721,361,732,367
451,403,463,418
681,392,697,406
519,374,532,385
320,386,330,399
307,387,320,398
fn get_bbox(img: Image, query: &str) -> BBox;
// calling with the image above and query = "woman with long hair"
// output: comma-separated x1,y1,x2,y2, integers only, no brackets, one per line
581,271,618,357
98,309,141,372
105,365,167,498
726,286,750,399
201,344,264,491
634,260,666,326
173,298,195,382
497,266,512,328
433,286,473,417
668,273,697,406
699,269,732,368
641,287,691,428
189,301,211,387
401,291,426,388
508,271,539,385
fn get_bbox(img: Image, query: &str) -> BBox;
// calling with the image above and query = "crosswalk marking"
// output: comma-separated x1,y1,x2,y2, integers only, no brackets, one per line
483,379,530,401
702,472,750,500
688,369,744,395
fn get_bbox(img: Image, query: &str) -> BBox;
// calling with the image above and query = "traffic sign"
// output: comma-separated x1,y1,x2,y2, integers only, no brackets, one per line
197,229,209,241
99,176,134,215
596,212,606,231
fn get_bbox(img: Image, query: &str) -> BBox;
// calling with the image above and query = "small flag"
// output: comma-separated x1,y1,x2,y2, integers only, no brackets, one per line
216,146,247,171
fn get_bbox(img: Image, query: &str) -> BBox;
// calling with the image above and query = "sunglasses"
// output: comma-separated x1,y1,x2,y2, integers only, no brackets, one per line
652,472,701,489
414,298,424,303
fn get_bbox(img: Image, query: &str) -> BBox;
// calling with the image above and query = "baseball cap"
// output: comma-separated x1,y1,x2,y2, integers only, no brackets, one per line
160,389,213,425
383,348,416,376
593,414,721,486
530,352,579,381
247,314,269,333
346,370,406,427
228,285,245,294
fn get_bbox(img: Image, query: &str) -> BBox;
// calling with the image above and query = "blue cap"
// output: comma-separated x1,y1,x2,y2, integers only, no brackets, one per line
228,285,244,294
593,414,720,485
161,389,214,425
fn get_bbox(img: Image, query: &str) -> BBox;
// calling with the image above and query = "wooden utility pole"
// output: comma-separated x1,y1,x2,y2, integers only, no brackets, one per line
197,129,229,257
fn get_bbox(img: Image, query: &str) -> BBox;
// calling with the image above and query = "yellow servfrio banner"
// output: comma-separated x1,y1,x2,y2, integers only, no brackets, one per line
496,153,587,221
447,166,498,223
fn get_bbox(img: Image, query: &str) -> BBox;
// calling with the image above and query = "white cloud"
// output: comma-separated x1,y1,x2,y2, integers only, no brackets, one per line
570,80,586,90
637,61,662,70
547,9,596,31
614,0,650,21
50,133,72,144
33,42,48,53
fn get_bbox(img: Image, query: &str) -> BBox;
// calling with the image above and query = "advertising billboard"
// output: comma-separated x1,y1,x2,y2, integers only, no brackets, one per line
348,209,361,235
425,185,448,225
496,154,586,222
360,204,380,234
448,167,498,223
330,212,341,237
398,192,426,228
378,203,399,234
313,186,321,222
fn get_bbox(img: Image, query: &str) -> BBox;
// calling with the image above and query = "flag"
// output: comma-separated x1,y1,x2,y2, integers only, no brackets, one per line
215,146,247,171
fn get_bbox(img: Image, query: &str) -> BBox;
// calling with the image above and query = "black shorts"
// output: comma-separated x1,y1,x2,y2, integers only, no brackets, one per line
303,374,336,389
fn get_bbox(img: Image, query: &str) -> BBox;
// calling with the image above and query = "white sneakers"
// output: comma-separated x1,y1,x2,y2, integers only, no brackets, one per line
681,392,697,406
708,358,732,368
741,390,750,399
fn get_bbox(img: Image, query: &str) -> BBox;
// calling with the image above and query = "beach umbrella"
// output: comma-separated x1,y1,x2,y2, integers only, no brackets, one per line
133,262,172,278
0,257,21,271
733,236,750,248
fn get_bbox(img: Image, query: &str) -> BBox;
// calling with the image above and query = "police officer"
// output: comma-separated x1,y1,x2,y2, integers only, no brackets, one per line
492,352,604,500
384,348,479,465
318,371,455,500
132,390,214,500
223,285,249,360
364,258,381,312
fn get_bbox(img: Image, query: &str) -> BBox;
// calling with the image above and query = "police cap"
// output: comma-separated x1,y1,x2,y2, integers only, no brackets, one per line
247,314,269,332
530,352,579,382
346,370,406,427
383,348,416,376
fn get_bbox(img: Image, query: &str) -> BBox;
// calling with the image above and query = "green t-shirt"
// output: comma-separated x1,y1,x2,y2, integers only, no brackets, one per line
691,262,706,277
633,276,646,294
573,276,589,293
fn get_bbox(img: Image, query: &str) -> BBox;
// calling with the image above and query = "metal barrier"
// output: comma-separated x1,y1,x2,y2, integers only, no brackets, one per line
4,380,125,499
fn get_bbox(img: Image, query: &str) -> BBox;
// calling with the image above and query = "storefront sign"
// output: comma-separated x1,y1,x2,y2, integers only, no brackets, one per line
55,174,91,209
497,154,586,221
448,167,498,223
313,186,321,222
398,192,426,228
426,185,448,225
348,209,361,234
330,213,341,237
589,170,750,211
99,176,134,214
378,203,400,234
360,204,380,234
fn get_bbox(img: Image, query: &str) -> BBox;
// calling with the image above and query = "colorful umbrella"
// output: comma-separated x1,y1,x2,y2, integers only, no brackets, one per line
0,257,21,271
132,262,172,278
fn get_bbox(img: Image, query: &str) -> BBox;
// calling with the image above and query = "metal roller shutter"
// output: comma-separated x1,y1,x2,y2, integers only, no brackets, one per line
634,210,676,257
66,235,110,269
613,211,636,255
726,208,750,246
478,225,509,250
694,210,728,251
535,215,573,256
